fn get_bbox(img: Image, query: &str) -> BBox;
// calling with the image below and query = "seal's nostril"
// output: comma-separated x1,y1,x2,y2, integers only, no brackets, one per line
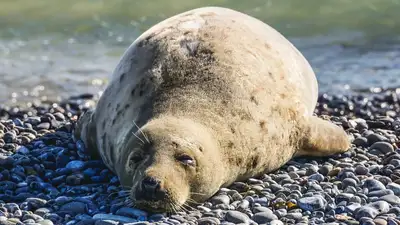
142,176,160,189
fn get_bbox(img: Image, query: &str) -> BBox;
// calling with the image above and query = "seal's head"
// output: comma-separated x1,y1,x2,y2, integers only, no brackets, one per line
116,116,227,212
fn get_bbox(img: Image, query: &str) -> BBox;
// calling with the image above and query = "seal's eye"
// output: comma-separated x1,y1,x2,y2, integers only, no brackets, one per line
176,154,196,167
129,153,143,168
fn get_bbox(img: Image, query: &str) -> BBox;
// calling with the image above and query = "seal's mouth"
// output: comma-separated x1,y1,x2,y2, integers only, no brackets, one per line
130,182,183,213
132,193,182,213
134,199,177,213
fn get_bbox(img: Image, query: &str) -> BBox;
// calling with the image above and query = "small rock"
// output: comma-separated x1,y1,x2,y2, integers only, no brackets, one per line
355,201,390,220
66,160,85,171
379,194,400,205
59,201,86,216
198,217,220,225
92,214,137,223
370,142,394,154
362,179,386,192
252,211,278,223
115,207,147,219
211,195,230,205
387,182,400,195
298,196,327,212
38,219,54,225
225,211,249,224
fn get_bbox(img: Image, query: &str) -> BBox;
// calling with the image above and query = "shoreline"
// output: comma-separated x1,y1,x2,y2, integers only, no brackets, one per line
1,88,400,225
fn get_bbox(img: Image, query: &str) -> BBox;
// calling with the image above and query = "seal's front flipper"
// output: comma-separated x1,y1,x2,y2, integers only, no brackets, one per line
295,116,351,157
73,109,99,159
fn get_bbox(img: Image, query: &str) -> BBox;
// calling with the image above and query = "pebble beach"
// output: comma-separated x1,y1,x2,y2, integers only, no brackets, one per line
1,1,400,225
2,88,400,225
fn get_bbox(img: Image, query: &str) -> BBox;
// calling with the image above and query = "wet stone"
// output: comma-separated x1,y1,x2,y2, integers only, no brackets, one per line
370,142,394,154
198,217,220,225
379,194,400,205
387,182,400,195
211,195,230,206
298,196,327,212
115,208,147,220
252,211,278,223
362,179,386,192
224,211,249,224
59,201,86,216
355,201,390,220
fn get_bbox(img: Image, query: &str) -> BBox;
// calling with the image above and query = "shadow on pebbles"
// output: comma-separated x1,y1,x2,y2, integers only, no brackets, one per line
1,89,400,225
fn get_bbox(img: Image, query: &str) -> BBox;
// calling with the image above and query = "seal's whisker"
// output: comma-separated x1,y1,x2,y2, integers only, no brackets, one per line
182,202,196,212
172,202,181,214
186,198,200,204
117,189,131,194
131,131,145,144
124,198,134,208
189,192,206,196
121,185,131,191
132,120,150,144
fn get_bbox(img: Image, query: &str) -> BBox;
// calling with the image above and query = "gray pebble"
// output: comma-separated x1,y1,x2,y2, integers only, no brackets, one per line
269,220,284,225
342,178,358,188
225,211,249,224
362,179,386,192
366,133,388,145
252,206,271,214
198,217,220,225
353,137,369,147
345,203,361,213
22,213,44,222
37,220,54,225
379,194,400,205
368,189,394,197
285,212,302,221
252,211,278,223
34,208,52,217
387,182,400,195
308,173,324,182
26,198,47,209
211,195,230,205
115,207,147,219
95,220,119,225
370,142,394,154
92,214,137,223
298,196,327,212
355,200,390,219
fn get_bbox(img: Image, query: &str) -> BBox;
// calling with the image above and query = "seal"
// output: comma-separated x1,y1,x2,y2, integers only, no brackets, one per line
73,6,351,212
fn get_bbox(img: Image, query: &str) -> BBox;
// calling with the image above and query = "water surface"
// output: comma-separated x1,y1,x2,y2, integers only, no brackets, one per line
1,0,399,105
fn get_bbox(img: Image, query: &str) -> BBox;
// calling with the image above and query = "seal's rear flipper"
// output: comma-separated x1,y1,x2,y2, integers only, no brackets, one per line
295,116,351,157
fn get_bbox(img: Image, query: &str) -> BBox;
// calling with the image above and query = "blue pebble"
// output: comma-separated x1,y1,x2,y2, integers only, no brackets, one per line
138,216,147,221
16,146,29,154
308,173,325,182
51,175,66,186
13,119,24,127
56,155,70,169
66,160,85,170
52,147,67,154
85,160,107,168
91,176,103,182
33,141,45,148
110,176,119,184
76,140,87,152
55,168,73,176
83,168,97,177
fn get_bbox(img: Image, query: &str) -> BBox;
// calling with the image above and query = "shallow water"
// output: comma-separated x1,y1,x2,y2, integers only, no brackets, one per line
0,0,399,105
